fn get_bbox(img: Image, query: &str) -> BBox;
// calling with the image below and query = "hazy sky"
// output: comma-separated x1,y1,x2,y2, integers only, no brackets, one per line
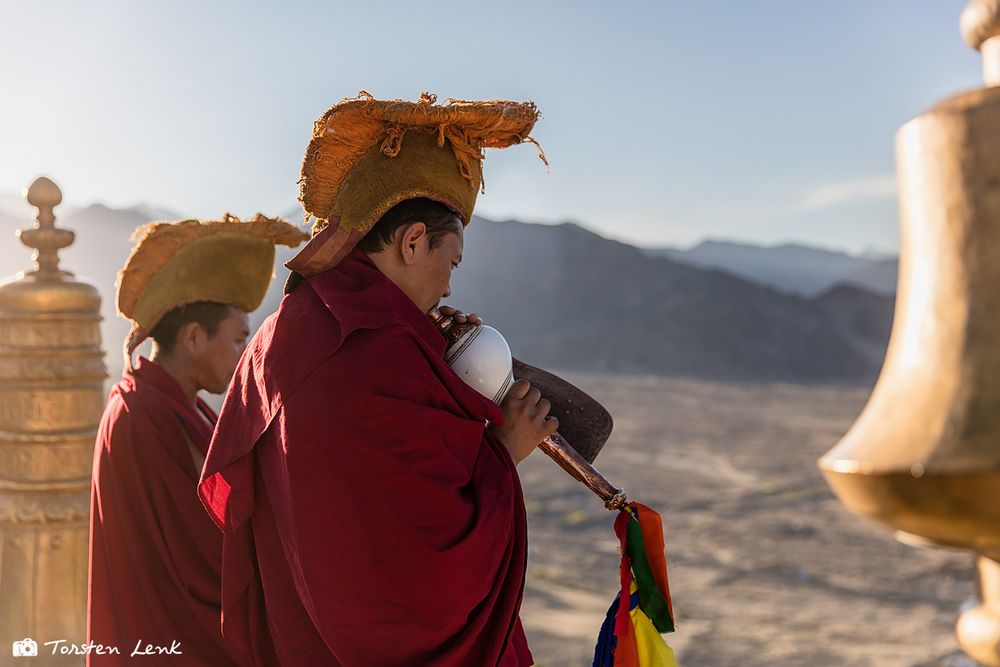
0,0,984,254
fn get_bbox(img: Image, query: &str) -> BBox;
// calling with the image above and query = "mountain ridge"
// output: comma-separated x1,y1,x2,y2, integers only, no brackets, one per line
646,238,897,297
1,204,894,384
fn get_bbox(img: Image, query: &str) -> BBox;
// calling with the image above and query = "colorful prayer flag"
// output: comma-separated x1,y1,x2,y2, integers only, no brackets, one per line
592,502,678,667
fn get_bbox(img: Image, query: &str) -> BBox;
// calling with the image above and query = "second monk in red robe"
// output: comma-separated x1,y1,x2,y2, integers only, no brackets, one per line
88,215,308,665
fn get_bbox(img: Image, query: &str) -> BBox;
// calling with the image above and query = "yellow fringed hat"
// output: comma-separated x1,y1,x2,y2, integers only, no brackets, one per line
117,213,309,370
287,91,545,277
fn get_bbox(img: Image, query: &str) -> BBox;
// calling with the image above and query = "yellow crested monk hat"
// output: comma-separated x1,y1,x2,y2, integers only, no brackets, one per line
117,213,310,370
287,91,545,277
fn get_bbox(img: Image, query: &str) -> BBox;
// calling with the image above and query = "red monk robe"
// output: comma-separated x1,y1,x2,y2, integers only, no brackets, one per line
199,249,533,666
88,358,240,666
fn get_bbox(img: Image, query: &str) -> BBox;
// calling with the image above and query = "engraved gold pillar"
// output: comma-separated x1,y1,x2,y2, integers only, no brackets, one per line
0,177,105,663
819,2,1000,664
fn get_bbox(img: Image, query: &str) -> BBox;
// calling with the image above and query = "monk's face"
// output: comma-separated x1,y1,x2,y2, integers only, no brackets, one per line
194,307,250,394
368,219,465,314
410,226,464,313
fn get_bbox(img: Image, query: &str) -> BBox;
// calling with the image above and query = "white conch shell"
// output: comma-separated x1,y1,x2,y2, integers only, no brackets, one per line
444,324,515,405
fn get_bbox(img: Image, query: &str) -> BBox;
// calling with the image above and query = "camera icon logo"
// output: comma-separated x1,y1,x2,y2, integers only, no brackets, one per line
12,638,38,656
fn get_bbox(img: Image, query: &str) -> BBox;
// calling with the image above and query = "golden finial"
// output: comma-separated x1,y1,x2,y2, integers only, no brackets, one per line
962,0,1000,85
18,176,74,279
0,175,105,649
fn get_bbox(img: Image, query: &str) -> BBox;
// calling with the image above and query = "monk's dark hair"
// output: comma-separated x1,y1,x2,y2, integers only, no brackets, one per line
356,197,463,253
149,301,231,353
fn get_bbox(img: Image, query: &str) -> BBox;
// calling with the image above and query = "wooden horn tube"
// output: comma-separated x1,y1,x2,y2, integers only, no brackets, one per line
539,431,627,511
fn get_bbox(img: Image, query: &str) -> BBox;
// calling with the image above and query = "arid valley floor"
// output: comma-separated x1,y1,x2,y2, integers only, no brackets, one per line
516,374,978,667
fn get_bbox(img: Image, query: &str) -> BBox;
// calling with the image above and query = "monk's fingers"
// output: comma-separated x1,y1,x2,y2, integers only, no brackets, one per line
435,306,483,328
525,387,542,406
438,305,471,324
507,379,530,401
535,398,551,418
451,311,482,325
542,416,559,437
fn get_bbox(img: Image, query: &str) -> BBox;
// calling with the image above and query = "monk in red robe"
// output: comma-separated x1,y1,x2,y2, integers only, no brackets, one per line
200,197,557,666
89,304,248,665
88,215,307,665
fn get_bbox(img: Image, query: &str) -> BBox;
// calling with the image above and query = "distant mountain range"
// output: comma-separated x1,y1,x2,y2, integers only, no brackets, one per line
445,218,894,383
647,240,897,297
1,203,896,384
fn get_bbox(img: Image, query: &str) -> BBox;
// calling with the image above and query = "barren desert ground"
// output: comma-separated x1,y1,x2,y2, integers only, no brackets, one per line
517,374,978,667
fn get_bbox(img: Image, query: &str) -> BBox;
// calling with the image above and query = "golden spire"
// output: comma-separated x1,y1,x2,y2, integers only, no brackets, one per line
0,176,105,660
19,176,73,279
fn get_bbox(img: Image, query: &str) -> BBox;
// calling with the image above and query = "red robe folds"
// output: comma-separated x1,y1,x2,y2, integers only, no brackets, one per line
199,249,533,666
88,357,240,666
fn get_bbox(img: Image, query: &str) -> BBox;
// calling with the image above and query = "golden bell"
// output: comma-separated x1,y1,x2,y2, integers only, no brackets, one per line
819,2,1000,663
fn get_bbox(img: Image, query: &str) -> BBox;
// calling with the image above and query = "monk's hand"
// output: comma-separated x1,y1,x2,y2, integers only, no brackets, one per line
434,305,483,332
491,379,559,465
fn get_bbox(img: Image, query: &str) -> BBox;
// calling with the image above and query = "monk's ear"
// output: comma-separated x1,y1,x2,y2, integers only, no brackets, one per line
396,222,427,266
177,321,206,355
